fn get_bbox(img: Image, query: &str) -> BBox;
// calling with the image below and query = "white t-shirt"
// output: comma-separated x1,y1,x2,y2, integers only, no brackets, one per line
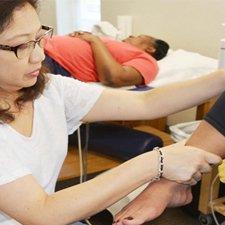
0,74,104,225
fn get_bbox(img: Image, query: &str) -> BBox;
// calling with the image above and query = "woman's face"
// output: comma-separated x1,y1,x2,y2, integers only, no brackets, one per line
0,3,45,93
123,35,156,53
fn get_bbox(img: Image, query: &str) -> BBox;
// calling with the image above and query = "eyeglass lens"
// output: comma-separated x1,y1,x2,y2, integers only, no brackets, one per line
17,29,52,59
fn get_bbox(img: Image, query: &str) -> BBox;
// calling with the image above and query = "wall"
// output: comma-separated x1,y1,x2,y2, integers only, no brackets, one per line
38,0,101,35
101,0,225,58
39,0,57,32
39,0,225,60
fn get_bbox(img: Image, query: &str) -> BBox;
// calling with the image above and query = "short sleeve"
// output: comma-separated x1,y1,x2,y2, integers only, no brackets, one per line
122,54,158,85
49,75,104,134
0,137,31,186
204,91,225,137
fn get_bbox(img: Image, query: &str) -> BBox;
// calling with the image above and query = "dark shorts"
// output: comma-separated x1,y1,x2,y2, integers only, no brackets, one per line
43,54,71,77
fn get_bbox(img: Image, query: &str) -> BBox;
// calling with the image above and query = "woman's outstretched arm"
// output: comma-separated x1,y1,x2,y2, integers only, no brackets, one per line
83,70,225,122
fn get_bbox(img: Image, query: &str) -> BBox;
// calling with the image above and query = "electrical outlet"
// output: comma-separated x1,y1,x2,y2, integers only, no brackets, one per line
117,15,133,40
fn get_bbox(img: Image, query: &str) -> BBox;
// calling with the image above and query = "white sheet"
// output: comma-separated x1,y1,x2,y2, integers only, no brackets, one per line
150,49,218,87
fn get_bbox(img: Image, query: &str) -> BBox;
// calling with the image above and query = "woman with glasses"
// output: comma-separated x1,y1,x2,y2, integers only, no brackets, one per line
0,1,223,225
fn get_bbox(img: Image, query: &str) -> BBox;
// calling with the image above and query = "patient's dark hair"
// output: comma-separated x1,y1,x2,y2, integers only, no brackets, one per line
0,0,47,123
152,39,170,60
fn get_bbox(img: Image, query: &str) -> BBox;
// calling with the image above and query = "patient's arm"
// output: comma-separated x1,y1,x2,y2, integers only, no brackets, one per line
114,121,225,225
70,32,143,87
187,120,225,157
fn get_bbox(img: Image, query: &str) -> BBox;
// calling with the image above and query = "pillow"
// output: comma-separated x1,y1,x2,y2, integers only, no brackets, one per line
69,122,163,161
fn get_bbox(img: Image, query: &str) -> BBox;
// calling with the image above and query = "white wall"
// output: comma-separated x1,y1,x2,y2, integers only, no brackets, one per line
39,0,225,58
39,0,100,35
101,0,225,58
39,0,57,33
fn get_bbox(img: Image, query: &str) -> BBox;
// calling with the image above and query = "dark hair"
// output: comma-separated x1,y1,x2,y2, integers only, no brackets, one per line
152,39,170,60
0,0,39,32
0,0,47,123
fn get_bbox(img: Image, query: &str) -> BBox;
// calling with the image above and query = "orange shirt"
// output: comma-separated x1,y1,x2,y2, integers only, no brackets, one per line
44,36,158,84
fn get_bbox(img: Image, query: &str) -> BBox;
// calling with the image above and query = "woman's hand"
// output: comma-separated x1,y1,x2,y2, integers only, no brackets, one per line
68,31,101,43
161,141,222,185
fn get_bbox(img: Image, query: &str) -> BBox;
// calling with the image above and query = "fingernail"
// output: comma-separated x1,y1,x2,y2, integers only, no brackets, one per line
125,216,133,220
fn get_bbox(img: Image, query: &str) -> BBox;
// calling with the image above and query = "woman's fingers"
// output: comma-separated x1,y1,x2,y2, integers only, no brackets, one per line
68,30,91,37
192,171,202,182
177,169,206,186
203,151,222,165
69,31,82,37
199,162,212,173
187,178,198,186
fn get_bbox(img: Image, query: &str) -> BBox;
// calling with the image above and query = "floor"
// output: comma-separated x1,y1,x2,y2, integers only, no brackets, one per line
147,208,199,225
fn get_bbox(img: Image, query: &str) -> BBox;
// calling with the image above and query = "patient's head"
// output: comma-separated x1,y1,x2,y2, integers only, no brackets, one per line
123,35,169,60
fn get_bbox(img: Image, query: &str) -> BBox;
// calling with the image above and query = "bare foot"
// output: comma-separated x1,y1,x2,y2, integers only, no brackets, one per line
113,179,192,225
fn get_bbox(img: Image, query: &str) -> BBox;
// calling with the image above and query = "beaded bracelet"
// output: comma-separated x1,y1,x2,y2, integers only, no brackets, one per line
150,147,164,182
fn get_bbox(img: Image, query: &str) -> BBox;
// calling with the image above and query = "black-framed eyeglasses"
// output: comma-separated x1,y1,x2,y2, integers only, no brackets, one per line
0,25,53,59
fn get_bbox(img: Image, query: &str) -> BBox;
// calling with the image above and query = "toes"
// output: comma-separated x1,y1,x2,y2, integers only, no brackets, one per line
122,218,145,225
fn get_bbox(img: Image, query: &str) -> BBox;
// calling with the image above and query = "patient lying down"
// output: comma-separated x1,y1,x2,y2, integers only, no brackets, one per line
44,32,169,87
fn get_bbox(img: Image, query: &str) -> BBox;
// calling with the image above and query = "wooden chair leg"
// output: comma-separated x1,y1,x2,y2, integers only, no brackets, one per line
198,166,220,214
